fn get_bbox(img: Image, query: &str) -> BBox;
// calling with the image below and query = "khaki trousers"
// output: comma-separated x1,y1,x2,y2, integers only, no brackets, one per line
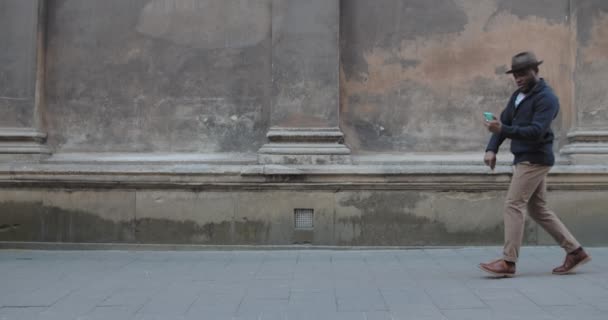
503,162,581,263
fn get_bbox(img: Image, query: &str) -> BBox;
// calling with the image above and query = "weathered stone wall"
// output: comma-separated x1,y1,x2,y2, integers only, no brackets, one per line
2,188,607,246
340,0,573,153
38,0,602,155
1,0,607,247
0,0,39,128
574,0,608,128
44,0,272,153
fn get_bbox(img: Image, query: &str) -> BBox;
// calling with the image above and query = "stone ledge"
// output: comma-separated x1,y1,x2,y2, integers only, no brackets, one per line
561,143,608,154
258,143,351,155
43,152,258,164
1,164,607,191
0,152,606,190
0,241,463,251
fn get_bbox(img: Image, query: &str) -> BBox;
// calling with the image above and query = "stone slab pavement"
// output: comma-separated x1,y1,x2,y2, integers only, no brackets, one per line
1,246,607,320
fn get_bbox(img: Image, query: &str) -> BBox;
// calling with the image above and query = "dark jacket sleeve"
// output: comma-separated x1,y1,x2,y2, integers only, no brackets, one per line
486,132,506,153
500,94,558,141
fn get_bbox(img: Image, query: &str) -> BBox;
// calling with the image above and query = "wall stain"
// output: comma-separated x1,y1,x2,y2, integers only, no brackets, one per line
575,0,608,45
0,202,135,243
137,0,271,50
581,12,608,63
340,0,469,81
336,192,536,246
0,201,270,244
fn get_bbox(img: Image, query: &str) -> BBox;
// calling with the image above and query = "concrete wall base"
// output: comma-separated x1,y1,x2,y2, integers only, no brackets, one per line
1,153,606,247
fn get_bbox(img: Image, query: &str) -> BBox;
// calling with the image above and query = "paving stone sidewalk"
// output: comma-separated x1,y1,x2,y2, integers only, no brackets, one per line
1,246,607,320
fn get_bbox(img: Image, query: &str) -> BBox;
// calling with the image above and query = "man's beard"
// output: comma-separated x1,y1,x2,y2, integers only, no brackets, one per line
521,78,538,93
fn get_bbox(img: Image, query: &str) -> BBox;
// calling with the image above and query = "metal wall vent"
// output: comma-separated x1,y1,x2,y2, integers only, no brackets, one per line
294,208,314,230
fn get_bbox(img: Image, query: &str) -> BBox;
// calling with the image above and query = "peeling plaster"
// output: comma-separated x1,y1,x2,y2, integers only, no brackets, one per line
340,0,573,152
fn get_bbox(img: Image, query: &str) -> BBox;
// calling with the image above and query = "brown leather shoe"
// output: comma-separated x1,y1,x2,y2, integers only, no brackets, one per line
553,248,591,275
479,259,516,277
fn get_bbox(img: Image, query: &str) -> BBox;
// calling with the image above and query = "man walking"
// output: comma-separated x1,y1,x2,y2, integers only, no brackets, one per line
479,52,591,277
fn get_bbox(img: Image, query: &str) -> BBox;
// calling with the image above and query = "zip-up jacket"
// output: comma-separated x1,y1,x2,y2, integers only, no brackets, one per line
486,79,559,166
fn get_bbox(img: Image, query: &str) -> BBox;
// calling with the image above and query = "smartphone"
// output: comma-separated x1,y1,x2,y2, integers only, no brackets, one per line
483,112,495,121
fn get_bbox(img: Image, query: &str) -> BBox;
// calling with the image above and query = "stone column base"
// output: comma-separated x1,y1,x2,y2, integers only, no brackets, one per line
0,128,51,161
258,127,351,165
560,130,608,164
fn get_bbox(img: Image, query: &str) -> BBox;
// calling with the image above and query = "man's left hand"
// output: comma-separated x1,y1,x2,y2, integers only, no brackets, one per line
484,119,502,134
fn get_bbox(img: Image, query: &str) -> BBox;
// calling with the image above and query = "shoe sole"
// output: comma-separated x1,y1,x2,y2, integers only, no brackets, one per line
478,265,515,278
552,256,592,275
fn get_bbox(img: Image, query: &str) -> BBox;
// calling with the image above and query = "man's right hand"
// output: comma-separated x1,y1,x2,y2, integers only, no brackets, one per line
484,151,497,170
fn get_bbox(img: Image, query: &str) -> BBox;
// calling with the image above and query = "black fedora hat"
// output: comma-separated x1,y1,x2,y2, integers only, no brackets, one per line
506,51,543,74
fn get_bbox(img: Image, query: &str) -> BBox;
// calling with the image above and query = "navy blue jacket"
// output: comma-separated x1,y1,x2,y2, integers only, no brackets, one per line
486,79,559,166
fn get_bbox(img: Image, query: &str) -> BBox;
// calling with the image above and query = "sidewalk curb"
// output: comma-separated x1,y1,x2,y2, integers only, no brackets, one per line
0,241,478,251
